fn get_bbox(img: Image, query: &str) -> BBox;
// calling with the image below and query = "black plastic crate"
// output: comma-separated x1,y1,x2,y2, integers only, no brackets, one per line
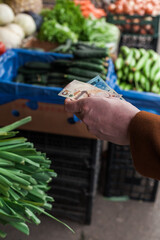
119,35,158,51
104,143,159,202
19,130,102,224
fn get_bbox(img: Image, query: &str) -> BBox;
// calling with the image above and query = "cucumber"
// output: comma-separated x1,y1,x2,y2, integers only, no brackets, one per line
47,73,65,79
143,58,153,78
144,80,150,92
151,84,159,94
24,74,47,85
65,74,90,82
124,66,130,76
82,58,104,65
18,67,47,75
119,82,127,90
134,71,141,83
139,74,146,89
25,62,52,70
47,78,66,85
72,61,104,72
73,49,108,58
136,87,143,92
139,48,147,56
115,58,124,70
129,57,136,69
124,84,132,90
133,52,149,71
133,48,141,60
75,42,107,50
128,72,134,83
117,70,123,79
125,50,134,66
154,70,160,83
148,49,158,61
52,59,72,67
150,58,160,81
67,67,101,78
120,46,130,56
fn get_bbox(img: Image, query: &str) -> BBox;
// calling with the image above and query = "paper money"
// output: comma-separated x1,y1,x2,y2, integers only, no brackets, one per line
58,80,123,100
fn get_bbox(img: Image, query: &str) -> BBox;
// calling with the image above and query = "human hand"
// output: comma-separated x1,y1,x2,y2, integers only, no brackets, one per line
64,97,140,145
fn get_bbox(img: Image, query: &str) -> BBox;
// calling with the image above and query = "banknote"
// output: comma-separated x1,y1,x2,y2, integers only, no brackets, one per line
58,79,123,100
88,76,123,100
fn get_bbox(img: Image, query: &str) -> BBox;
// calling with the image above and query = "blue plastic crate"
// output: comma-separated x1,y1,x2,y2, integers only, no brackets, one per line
0,49,116,105
107,70,160,115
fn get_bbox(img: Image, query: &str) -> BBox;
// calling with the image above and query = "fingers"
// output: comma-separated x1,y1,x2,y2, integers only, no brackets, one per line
64,98,81,113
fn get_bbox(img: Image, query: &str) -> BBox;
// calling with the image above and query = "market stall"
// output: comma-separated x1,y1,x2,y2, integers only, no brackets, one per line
0,0,160,238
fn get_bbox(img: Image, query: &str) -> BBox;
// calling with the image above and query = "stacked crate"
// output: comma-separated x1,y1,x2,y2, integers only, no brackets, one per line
107,13,160,51
104,143,159,202
20,130,102,224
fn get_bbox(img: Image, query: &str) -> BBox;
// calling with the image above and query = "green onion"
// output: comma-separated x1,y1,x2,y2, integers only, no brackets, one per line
0,117,73,237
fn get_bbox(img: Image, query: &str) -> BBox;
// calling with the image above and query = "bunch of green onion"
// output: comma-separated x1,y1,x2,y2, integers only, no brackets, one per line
0,116,73,238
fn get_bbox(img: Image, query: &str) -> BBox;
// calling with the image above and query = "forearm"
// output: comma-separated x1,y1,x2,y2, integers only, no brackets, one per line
129,111,160,180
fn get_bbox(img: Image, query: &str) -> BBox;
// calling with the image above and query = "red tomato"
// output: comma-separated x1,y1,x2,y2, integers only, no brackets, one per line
0,42,6,55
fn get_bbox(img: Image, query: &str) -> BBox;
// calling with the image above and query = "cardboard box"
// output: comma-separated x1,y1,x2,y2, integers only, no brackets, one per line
0,99,96,139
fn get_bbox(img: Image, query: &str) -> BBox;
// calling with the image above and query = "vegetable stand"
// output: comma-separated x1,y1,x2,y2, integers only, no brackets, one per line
0,48,116,225
110,46,160,115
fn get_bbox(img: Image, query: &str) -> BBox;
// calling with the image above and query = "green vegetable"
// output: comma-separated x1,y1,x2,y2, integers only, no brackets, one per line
125,50,133,66
72,61,105,72
64,74,90,82
120,46,130,56
128,72,134,83
117,70,123,79
24,62,52,70
133,48,141,60
143,58,153,78
115,58,123,70
154,70,160,83
81,18,120,47
41,0,85,36
133,52,149,71
38,19,78,43
150,58,160,81
0,117,73,238
68,67,101,78
73,49,108,58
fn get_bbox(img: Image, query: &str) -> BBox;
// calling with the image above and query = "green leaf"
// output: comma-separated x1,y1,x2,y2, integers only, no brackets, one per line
0,117,32,132
0,230,7,238
10,222,29,235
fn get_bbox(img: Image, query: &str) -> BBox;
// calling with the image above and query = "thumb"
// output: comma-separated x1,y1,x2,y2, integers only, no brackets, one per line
64,98,82,113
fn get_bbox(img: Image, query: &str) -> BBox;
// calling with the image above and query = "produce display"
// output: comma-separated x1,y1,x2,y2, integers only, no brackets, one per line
14,43,109,87
0,3,43,48
0,117,72,238
115,46,160,94
108,0,160,16
39,0,120,48
73,0,106,18
107,0,160,35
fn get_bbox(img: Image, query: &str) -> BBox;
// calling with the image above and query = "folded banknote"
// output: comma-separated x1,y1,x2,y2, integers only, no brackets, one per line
58,79,123,100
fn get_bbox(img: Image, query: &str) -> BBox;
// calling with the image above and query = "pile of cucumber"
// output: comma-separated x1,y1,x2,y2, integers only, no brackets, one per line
115,46,160,94
14,43,109,87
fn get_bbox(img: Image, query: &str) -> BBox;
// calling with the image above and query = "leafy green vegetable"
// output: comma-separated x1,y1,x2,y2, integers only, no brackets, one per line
39,0,85,43
38,19,78,43
0,117,73,238
38,0,120,48
41,0,85,35
80,18,120,47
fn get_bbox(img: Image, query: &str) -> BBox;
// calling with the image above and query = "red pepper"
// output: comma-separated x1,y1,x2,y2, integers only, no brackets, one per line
0,42,6,55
